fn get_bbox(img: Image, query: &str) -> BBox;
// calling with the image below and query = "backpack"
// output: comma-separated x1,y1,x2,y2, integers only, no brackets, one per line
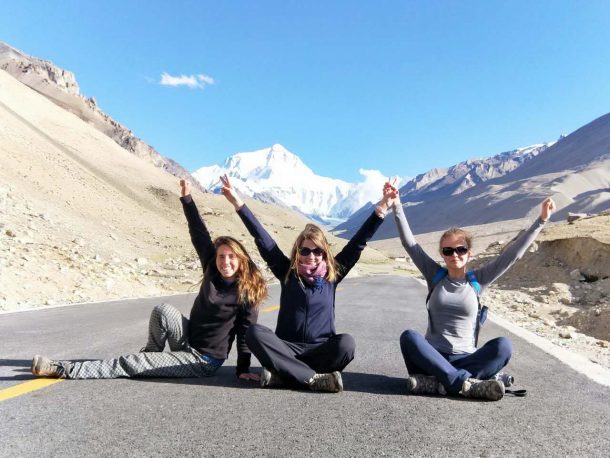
426,267,489,347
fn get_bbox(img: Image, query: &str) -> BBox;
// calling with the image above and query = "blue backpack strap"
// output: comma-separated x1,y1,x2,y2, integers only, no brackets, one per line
426,267,448,304
466,270,489,346
465,271,481,295
425,267,447,335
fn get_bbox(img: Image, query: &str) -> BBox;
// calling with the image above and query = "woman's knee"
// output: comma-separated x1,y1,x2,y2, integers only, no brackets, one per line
335,333,356,356
490,336,513,359
400,329,423,348
152,303,178,318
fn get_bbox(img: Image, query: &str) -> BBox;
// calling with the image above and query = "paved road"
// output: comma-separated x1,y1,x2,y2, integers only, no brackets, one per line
1,276,609,457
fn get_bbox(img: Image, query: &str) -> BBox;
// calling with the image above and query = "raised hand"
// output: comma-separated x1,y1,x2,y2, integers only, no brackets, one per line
179,179,190,197
219,174,244,210
540,197,556,222
381,177,400,209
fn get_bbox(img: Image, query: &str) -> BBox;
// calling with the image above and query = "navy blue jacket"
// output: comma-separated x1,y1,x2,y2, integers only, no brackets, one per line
237,205,383,344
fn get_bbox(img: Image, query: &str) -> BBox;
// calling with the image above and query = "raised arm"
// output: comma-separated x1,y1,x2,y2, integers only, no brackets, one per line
333,182,393,282
219,175,290,279
393,204,442,283
475,197,555,289
179,180,215,269
388,181,441,284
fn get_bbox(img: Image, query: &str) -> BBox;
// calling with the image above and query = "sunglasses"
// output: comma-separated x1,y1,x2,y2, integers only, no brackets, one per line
299,247,324,256
441,246,469,256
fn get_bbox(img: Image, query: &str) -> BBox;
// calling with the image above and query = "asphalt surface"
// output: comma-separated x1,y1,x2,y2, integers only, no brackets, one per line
1,276,609,457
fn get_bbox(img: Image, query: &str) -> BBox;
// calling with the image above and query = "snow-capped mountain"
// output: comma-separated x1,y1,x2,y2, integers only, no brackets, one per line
192,144,391,224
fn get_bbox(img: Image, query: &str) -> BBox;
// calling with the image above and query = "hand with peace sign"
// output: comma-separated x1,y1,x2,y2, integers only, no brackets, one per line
219,174,245,210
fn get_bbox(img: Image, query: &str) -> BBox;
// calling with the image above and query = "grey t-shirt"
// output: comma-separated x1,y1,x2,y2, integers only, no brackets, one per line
394,204,546,354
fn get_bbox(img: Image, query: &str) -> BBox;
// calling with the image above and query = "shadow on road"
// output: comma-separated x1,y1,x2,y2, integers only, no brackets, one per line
0,359,34,380
342,372,406,395
130,367,410,395
0,359,501,401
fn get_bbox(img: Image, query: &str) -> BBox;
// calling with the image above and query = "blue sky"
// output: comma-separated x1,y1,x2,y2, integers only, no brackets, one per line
2,1,610,183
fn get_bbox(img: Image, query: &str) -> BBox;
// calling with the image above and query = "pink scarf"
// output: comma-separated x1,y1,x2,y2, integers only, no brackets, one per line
297,260,328,287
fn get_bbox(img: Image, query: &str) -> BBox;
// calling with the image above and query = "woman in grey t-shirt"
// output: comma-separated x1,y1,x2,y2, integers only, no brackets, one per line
387,181,555,401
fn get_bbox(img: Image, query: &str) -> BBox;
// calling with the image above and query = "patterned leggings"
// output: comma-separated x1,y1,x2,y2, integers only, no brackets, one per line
65,303,223,379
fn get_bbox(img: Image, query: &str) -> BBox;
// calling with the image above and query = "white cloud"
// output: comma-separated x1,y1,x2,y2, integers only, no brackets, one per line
159,72,215,89
356,168,389,203
349,169,409,207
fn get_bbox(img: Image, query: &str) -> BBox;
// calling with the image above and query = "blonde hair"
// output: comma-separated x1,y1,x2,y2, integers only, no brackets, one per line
212,236,267,308
439,227,473,252
286,224,338,283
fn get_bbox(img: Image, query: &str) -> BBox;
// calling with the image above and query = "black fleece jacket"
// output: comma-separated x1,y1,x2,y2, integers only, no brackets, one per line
181,195,258,375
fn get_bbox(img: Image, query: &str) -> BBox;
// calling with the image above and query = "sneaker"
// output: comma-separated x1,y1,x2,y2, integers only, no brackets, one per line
31,355,66,378
406,374,441,395
307,371,343,393
461,377,505,401
493,372,514,387
260,367,284,388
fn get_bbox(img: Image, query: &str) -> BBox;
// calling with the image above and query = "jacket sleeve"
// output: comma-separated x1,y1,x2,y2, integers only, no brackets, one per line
236,204,291,280
233,304,259,376
474,216,546,290
181,195,215,269
334,210,384,283
393,204,442,285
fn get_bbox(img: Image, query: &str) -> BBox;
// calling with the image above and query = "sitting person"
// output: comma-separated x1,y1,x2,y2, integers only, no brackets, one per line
387,179,555,401
31,179,267,381
219,174,393,392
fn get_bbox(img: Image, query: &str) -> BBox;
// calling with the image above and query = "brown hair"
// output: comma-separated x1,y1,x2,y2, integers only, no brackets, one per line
212,236,268,308
285,224,338,283
439,227,473,252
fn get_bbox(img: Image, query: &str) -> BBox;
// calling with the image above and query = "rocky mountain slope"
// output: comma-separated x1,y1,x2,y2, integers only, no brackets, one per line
397,143,551,200
0,41,206,194
335,113,610,239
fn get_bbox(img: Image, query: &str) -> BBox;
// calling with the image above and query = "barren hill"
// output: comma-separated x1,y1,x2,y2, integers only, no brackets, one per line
0,41,206,194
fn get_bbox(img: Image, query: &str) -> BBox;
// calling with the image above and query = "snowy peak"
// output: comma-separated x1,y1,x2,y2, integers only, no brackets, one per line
192,145,388,224
223,144,313,181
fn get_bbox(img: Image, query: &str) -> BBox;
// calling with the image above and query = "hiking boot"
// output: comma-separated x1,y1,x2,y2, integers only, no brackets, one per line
307,371,343,393
460,377,505,401
31,355,67,378
493,372,514,387
406,374,441,395
260,367,284,388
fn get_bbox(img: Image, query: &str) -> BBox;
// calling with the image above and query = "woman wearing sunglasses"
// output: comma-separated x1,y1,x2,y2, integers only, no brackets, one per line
387,181,555,401
31,179,267,381
220,175,392,392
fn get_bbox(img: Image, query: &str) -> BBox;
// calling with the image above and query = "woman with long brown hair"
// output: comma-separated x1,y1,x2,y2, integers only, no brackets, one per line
31,180,267,381
220,174,392,392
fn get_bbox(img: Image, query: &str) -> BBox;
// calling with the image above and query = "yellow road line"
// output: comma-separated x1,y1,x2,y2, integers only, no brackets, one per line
261,305,280,312
0,378,64,402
